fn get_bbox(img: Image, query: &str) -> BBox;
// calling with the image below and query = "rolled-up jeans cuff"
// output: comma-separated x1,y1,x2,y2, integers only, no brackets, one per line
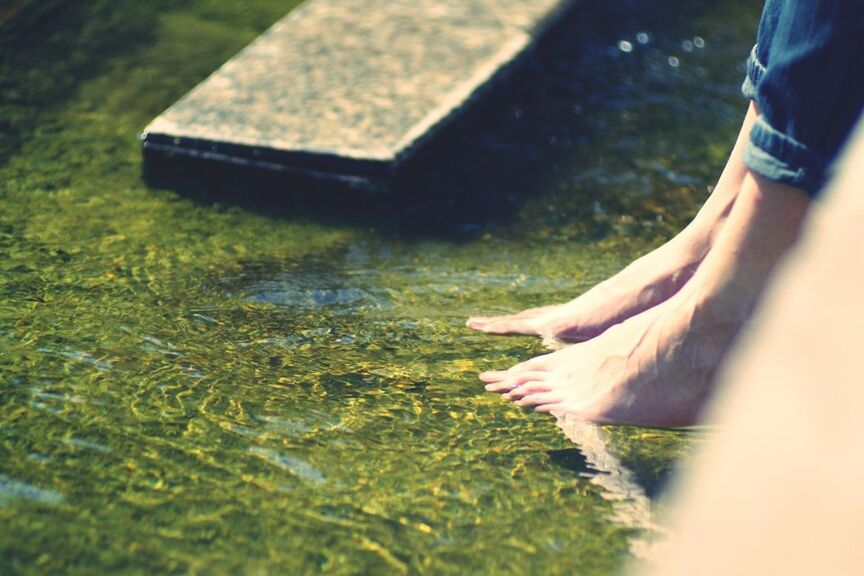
741,45,766,100
743,115,828,196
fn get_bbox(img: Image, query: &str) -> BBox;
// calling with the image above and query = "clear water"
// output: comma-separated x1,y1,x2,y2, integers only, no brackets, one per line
0,0,758,573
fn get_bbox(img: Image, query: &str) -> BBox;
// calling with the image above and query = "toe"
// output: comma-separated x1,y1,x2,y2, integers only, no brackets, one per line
516,391,561,408
467,316,536,335
466,317,492,329
485,381,514,393
466,316,508,330
484,371,548,394
505,382,553,401
479,370,511,382
533,402,564,413
479,352,556,383
479,361,546,381
509,357,552,374
533,400,589,416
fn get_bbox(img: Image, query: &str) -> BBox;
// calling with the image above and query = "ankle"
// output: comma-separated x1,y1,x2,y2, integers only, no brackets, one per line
688,173,811,330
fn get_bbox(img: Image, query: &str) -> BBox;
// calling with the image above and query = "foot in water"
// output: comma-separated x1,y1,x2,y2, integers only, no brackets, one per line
466,251,702,343
467,104,760,342
480,172,810,427
480,294,716,427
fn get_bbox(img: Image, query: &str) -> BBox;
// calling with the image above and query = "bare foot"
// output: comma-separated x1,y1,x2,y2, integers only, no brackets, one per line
480,292,719,427
480,171,810,427
467,248,701,342
467,103,760,342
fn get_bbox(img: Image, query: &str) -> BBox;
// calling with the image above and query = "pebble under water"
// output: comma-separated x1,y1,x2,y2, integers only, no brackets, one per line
0,0,759,573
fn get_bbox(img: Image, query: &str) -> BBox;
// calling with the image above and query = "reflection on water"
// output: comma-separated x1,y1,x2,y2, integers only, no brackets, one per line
0,0,757,573
0,474,64,507
556,415,666,562
249,447,328,486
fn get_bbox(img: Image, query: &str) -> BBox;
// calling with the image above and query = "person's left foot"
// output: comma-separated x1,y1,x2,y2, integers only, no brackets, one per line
467,103,764,345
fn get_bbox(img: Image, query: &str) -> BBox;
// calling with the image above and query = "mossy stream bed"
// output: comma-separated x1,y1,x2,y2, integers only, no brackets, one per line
1,0,758,573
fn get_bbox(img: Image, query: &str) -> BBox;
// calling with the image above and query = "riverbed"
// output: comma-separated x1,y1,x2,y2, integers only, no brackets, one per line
0,0,758,573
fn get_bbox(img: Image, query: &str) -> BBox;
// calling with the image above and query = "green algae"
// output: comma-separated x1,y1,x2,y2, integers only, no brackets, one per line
1,0,759,573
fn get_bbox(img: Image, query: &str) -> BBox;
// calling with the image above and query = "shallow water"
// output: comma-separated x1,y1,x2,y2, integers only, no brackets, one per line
1,0,758,573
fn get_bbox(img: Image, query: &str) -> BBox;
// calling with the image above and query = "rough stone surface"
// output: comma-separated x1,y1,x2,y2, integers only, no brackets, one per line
142,0,575,182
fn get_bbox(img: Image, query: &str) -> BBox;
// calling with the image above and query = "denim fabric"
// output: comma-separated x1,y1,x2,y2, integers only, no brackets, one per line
741,46,766,101
742,0,864,196
741,0,782,99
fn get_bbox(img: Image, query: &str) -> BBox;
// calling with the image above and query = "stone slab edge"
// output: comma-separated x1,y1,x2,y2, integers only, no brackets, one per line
141,0,577,187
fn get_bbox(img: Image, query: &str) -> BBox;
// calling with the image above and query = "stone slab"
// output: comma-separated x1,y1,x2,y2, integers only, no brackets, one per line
141,0,575,186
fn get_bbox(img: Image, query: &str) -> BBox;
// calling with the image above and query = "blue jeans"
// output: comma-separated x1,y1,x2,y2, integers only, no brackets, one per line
742,0,864,196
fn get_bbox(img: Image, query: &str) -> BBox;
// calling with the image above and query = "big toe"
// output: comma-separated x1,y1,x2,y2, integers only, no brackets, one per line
467,316,538,336
465,316,511,333
479,357,550,382
479,369,511,382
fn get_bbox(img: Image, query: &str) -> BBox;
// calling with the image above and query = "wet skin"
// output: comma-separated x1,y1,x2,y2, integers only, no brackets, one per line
471,104,811,427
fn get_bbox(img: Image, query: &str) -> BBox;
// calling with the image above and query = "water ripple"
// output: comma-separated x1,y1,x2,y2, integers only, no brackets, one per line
0,474,63,506
248,447,326,486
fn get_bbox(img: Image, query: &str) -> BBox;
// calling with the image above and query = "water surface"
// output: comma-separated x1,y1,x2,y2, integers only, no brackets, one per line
1,0,758,573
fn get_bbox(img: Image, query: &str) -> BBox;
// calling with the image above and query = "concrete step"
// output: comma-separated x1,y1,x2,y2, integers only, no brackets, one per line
142,0,575,189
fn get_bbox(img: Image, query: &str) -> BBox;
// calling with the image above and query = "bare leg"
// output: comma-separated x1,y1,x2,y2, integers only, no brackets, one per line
481,170,810,427
467,103,759,342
